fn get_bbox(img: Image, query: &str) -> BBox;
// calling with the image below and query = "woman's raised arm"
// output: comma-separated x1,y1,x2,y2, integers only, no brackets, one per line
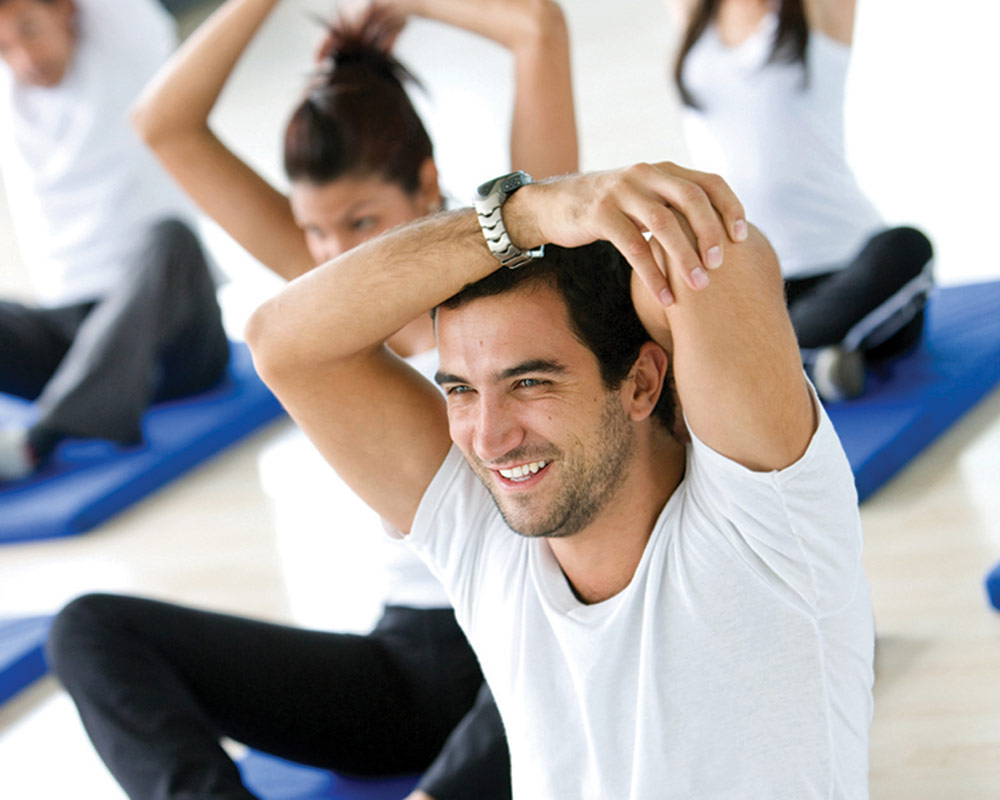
383,0,579,178
131,0,313,280
802,0,856,45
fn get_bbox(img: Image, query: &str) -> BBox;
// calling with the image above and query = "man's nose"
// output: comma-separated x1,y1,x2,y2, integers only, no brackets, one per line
321,237,346,262
323,231,368,263
472,395,523,464
474,398,524,463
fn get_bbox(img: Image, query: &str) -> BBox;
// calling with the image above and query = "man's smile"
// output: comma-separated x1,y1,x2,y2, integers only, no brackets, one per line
493,459,552,485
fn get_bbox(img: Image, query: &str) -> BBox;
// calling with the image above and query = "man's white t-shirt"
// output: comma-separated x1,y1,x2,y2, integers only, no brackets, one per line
0,0,197,305
380,347,451,608
406,396,874,799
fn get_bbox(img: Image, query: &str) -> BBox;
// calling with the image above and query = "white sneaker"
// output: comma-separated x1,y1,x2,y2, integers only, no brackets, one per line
810,346,865,403
0,427,36,482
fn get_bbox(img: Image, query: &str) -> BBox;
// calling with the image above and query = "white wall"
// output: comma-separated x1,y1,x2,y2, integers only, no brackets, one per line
1,0,997,311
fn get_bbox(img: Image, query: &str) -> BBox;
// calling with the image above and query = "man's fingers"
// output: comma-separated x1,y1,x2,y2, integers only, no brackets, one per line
639,166,729,284
599,209,675,307
610,166,716,293
653,162,747,247
538,162,747,301
639,202,708,293
648,238,676,307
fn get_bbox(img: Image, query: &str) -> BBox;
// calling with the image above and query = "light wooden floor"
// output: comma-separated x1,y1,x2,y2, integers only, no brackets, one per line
1,1,999,797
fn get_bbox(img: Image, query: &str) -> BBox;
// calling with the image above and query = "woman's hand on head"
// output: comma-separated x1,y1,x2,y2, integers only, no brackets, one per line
317,2,407,63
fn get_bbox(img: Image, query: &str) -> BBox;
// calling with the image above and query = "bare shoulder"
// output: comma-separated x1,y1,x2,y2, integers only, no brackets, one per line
664,0,698,30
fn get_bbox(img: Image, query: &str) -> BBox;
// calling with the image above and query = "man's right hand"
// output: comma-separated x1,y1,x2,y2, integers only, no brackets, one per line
505,162,748,306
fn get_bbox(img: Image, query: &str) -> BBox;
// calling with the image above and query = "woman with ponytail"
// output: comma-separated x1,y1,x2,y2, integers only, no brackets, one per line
670,0,933,402
45,2,576,799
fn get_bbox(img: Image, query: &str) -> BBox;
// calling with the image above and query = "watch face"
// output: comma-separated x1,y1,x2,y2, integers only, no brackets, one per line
476,171,531,200
499,173,526,194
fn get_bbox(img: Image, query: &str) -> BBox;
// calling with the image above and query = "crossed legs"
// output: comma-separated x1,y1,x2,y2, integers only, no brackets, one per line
0,218,228,475
785,226,934,400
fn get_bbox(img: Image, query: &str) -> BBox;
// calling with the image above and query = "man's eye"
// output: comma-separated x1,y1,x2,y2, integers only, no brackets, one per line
350,216,377,232
445,385,472,396
517,378,545,389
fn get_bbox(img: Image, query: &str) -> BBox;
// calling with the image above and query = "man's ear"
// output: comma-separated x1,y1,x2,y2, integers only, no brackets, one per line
624,341,669,421
416,157,443,214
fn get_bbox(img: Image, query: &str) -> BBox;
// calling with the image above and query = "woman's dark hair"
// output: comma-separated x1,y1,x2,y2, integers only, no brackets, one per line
283,5,433,192
673,0,809,108
437,242,678,436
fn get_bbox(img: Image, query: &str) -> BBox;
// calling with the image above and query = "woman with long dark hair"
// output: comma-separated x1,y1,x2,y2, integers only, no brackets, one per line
671,0,933,401
45,1,576,798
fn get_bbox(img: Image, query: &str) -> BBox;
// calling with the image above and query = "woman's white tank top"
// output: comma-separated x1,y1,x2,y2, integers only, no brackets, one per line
680,11,883,277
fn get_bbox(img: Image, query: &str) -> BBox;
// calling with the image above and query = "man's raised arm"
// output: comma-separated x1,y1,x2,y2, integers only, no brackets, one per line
630,195,815,472
246,211,488,534
246,163,747,532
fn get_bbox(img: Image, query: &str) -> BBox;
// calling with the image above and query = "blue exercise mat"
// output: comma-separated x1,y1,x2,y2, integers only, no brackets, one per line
826,280,1000,502
985,562,1000,610
0,616,51,706
0,342,285,544
238,750,419,800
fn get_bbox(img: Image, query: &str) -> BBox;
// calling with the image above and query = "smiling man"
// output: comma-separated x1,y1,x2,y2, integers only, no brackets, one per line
247,162,875,798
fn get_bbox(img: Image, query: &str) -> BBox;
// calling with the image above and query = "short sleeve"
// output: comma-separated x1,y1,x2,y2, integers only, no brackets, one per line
684,387,864,616
406,445,517,625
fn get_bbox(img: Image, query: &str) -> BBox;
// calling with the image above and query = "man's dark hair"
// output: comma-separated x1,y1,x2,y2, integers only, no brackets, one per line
438,240,677,434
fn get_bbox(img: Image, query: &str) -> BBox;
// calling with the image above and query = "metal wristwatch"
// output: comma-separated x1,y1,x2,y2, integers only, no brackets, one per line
473,171,545,269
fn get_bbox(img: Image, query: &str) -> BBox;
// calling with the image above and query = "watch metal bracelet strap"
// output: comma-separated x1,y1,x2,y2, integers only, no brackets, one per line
473,171,545,270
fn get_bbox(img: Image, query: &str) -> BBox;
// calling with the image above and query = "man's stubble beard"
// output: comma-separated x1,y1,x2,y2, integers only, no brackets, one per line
474,393,636,540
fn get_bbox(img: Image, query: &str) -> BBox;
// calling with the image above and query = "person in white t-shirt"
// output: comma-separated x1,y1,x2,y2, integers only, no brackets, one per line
247,161,876,798
46,2,577,799
0,0,229,480
670,0,933,402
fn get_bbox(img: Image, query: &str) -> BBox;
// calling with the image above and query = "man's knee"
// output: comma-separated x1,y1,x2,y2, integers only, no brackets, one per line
116,217,219,326
134,217,210,285
147,217,199,254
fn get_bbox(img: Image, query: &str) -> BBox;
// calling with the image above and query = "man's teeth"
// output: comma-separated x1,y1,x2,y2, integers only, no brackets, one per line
499,460,549,480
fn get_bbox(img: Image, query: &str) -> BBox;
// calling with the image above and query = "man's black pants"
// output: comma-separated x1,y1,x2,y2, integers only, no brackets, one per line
0,218,229,455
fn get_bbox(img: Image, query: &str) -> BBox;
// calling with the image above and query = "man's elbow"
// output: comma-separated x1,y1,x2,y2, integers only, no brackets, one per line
244,298,287,388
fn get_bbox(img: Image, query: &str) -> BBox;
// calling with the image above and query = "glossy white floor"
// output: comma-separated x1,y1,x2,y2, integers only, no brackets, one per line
1,1,999,796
